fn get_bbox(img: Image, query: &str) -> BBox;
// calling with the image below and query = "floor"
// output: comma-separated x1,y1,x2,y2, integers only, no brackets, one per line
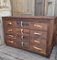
0,45,56,60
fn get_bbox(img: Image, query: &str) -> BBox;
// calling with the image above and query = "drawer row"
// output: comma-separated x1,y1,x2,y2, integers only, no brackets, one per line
4,29,48,39
5,34,47,54
4,20,49,31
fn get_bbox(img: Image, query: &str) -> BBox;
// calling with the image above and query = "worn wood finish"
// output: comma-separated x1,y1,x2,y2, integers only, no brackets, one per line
2,16,56,57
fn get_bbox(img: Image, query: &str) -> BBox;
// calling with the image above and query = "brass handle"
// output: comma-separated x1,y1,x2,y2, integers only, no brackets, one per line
8,29,12,32
9,41,14,44
33,46,42,51
34,24,42,28
21,21,23,27
8,35,13,38
21,29,23,34
21,36,23,40
34,32,41,35
8,22,12,25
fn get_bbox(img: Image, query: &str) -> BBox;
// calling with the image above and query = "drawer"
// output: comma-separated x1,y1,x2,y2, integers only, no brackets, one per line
5,28,21,34
30,39,46,55
22,41,30,50
30,22,49,31
4,20,17,27
30,30,47,39
23,29,30,36
4,28,16,34
5,34,17,40
5,39,22,48
23,29,30,35
5,34,21,40
30,39,46,50
5,40,15,46
5,34,22,48
23,35,29,40
30,45,46,55
22,21,32,28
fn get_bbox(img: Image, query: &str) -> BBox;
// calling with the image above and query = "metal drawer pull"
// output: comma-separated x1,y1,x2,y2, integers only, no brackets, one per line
8,35,13,38
8,22,12,25
9,41,14,43
33,46,42,51
21,29,23,34
34,32,41,35
34,40,40,44
21,36,23,40
8,29,12,32
21,21,23,27
34,24,42,28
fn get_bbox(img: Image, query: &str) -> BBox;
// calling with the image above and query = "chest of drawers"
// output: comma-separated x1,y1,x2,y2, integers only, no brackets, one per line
2,16,56,57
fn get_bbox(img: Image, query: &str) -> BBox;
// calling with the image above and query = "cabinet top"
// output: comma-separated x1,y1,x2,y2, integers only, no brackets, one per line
2,16,56,20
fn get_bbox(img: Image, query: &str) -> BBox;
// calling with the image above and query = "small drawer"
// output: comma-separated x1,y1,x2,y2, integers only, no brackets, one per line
30,22,48,31
30,30,47,39
22,21,32,28
30,39,46,50
30,40,46,55
23,29,30,35
23,36,29,42
5,40,21,48
21,35,29,41
22,41,30,50
23,29,30,34
4,28,16,34
5,34,17,40
30,45,46,55
4,20,17,27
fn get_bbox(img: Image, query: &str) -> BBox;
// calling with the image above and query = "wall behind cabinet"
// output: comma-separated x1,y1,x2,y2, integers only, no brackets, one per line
11,0,45,16
11,0,35,16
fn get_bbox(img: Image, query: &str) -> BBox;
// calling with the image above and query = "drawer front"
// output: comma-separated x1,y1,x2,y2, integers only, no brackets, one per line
5,28,21,34
5,39,22,48
30,39,46,55
30,22,48,31
23,41,30,50
4,28,16,34
30,30,47,39
5,34,17,39
30,39,46,50
30,45,46,55
23,29,30,35
22,21,32,28
5,35,22,48
4,20,17,27
5,37,17,47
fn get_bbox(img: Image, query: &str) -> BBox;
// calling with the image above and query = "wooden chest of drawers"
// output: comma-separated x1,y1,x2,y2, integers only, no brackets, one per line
2,16,56,57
